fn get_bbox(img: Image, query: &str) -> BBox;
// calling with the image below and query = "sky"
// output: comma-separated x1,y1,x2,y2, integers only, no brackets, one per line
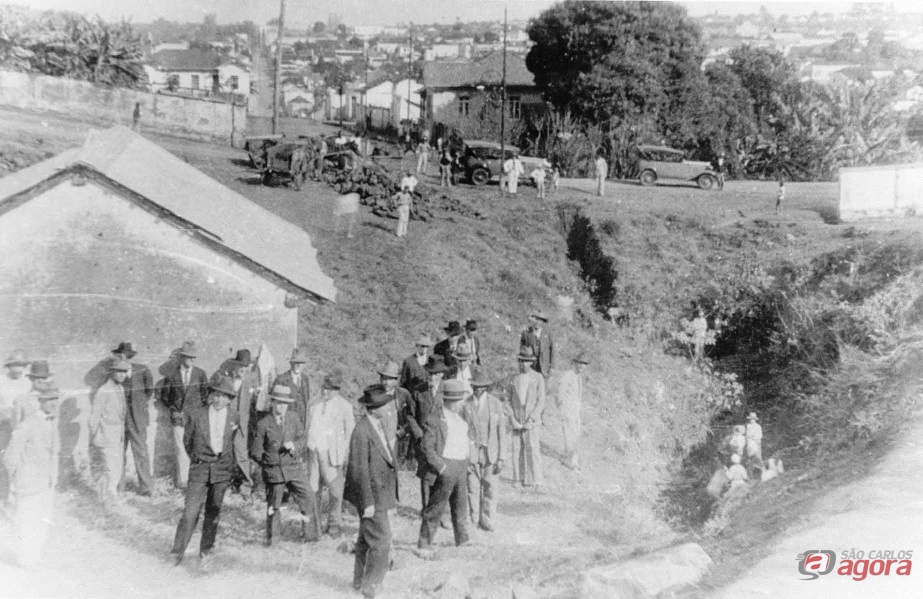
10,0,923,26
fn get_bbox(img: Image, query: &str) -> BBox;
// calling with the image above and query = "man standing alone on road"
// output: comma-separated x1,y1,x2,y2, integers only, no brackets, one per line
594,152,608,197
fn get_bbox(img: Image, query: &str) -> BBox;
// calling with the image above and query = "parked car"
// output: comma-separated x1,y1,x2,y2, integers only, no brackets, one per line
261,141,314,190
244,134,283,169
637,145,717,190
460,140,547,186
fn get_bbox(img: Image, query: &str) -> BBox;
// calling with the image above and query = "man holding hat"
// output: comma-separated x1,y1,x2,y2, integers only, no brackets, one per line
162,341,209,489
400,334,432,395
406,355,447,512
3,384,60,567
307,369,355,537
171,375,250,564
273,347,312,434
417,378,474,550
508,347,546,488
557,352,590,471
0,349,31,502
251,384,322,545
344,385,399,599
88,358,130,506
464,371,506,531
111,342,155,497
459,320,482,366
434,321,464,371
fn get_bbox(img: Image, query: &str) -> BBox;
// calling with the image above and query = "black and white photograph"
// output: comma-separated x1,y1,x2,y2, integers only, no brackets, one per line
0,0,921,597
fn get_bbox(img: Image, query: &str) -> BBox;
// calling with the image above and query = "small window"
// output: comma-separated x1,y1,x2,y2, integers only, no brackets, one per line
191,74,200,90
459,96,470,117
509,95,521,119
229,75,239,90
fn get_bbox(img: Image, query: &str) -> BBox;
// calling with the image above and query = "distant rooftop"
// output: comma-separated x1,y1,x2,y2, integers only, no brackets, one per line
423,51,534,89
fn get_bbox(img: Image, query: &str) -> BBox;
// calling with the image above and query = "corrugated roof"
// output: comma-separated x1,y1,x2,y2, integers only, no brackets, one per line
148,49,223,72
0,126,336,303
423,52,535,90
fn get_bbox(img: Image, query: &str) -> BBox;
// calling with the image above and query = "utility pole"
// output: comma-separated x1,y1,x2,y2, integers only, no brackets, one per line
407,23,414,128
500,7,507,195
272,0,285,134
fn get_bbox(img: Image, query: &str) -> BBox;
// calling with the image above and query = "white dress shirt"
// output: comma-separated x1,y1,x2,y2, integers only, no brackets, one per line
441,408,470,460
208,406,228,454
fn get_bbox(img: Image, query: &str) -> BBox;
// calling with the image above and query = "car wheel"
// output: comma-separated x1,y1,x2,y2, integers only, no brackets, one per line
471,168,489,186
640,169,657,186
697,174,715,190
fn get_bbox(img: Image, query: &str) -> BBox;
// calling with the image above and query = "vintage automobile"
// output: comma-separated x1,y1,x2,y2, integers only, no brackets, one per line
244,134,283,169
460,140,546,186
637,145,717,190
260,141,314,190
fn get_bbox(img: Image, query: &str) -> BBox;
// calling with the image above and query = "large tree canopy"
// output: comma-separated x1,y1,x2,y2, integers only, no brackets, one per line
526,1,705,132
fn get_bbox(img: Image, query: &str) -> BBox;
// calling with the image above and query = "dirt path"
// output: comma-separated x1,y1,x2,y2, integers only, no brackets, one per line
711,411,923,598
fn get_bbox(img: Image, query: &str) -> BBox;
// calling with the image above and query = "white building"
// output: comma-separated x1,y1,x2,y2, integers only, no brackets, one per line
144,49,250,98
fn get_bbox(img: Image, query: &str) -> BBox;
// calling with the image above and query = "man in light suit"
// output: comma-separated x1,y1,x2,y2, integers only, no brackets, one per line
556,352,589,471
273,347,312,433
251,385,321,545
307,369,355,537
89,359,129,506
162,341,209,489
465,371,506,531
170,376,250,565
345,386,399,599
508,347,546,488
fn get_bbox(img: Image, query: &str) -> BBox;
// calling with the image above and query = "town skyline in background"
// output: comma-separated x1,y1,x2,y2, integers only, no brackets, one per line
13,0,923,27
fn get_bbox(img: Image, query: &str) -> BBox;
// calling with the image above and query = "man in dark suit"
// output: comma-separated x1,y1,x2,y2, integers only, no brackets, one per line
162,341,209,489
417,379,473,550
272,347,311,434
399,333,432,394
169,376,250,565
459,320,482,366
213,349,259,494
113,342,155,497
519,312,554,379
405,355,446,512
433,321,463,371
251,385,321,544
344,386,399,599
378,361,412,469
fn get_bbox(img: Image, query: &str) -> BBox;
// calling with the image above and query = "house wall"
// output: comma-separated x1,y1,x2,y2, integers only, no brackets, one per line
428,88,543,133
0,69,247,143
839,163,923,221
0,179,298,476
217,64,251,94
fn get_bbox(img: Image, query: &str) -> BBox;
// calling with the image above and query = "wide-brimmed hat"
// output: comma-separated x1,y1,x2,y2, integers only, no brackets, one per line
112,342,137,359
572,352,590,365
289,347,309,364
465,319,478,331
454,343,473,361
425,355,446,374
179,341,197,358
747,412,758,421
269,384,295,403
377,361,400,379
415,333,433,347
530,311,548,322
27,360,51,379
359,384,393,409
517,346,536,362
209,375,237,397
229,349,252,367
470,370,492,388
4,349,28,367
442,379,469,402
444,321,463,336
324,369,344,390
109,359,131,372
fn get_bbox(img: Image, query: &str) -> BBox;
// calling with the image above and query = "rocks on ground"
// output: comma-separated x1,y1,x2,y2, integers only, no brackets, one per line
581,542,713,599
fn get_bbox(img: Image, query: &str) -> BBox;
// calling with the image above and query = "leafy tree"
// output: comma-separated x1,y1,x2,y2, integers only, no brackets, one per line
313,21,326,34
727,45,799,133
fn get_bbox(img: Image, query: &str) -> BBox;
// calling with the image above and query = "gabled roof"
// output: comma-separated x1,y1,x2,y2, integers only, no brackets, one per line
148,49,223,72
423,51,535,90
0,126,336,303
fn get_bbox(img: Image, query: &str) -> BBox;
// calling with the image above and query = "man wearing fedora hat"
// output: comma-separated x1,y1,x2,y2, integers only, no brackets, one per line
213,349,259,494
400,333,432,396
434,321,464,371
251,384,322,545
508,346,546,488
109,342,156,497
450,343,475,393
273,347,312,436
307,369,355,537
0,348,31,502
417,378,474,551
557,352,590,471
345,386,399,599
464,371,506,531
162,341,209,489
405,355,447,512
88,359,130,506
520,312,554,380
459,320,482,366
11,360,53,426
171,375,250,564
377,361,412,469
3,384,60,567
